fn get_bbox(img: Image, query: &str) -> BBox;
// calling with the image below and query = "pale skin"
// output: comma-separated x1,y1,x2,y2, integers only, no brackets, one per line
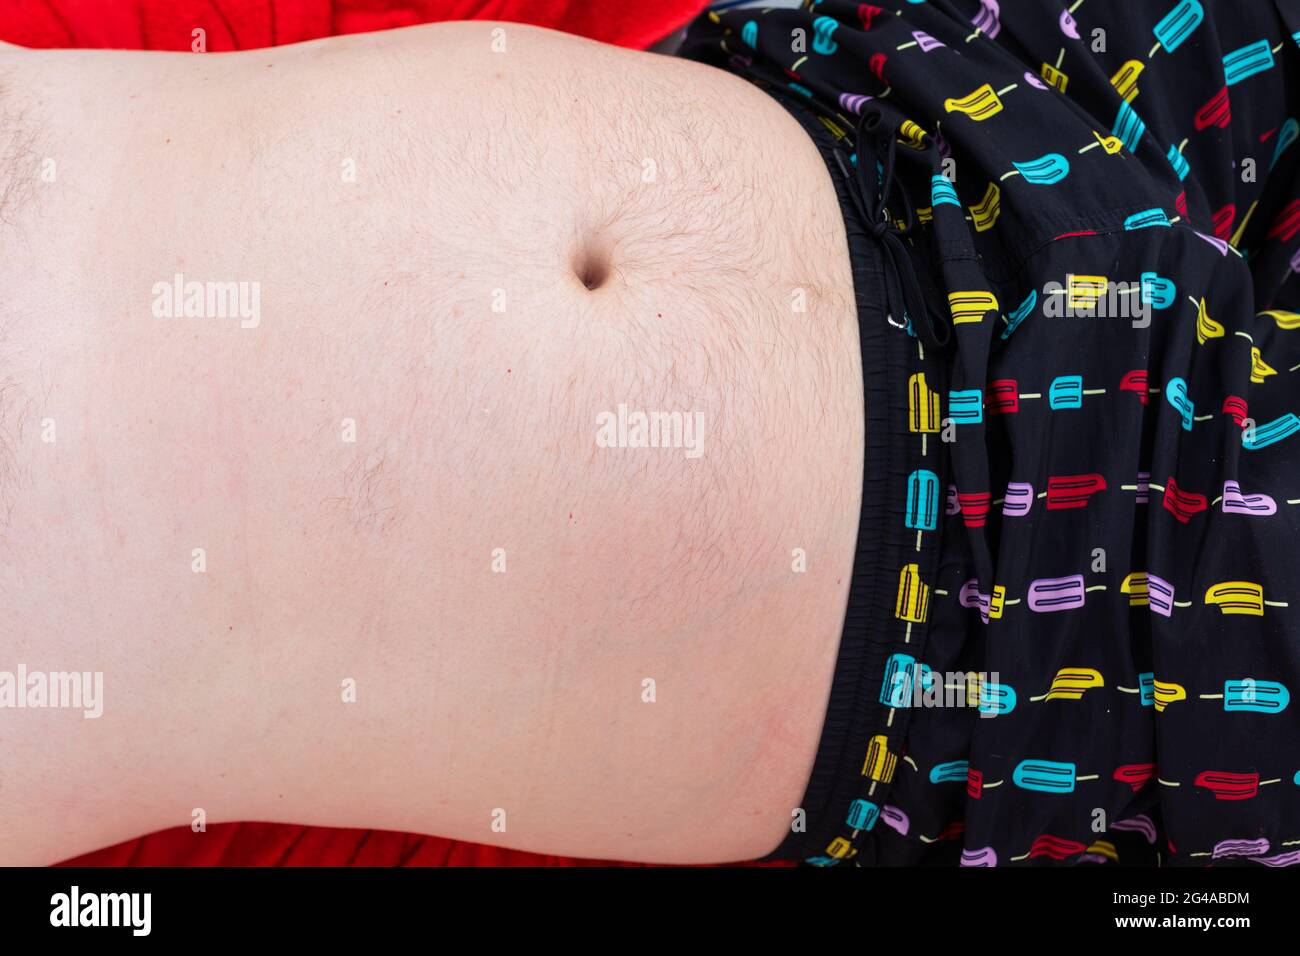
0,22,863,865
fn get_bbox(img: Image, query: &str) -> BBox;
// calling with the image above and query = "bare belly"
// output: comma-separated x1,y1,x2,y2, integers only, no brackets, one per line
0,23,862,864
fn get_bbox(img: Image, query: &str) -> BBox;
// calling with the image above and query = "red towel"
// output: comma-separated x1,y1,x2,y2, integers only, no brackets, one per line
16,0,739,867
0,0,705,51
59,823,789,867
59,823,652,867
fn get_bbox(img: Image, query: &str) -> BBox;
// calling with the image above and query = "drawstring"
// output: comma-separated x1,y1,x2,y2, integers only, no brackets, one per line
833,104,952,351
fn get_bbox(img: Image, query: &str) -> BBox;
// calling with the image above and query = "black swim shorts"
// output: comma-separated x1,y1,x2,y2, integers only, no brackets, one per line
683,0,1300,867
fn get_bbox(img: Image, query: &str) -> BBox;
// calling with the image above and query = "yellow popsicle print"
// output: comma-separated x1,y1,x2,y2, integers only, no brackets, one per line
826,837,855,859
1250,347,1276,383
1122,572,1151,606
895,563,930,623
1152,679,1187,713
899,119,929,149
1111,60,1144,102
1044,668,1105,700
944,83,1003,120
1068,274,1109,311
1196,298,1223,343
949,290,999,324
988,584,1006,620
1086,840,1119,862
1205,581,1265,616
1093,130,1125,154
862,734,898,782
1041,62,1068,92
908,372,941,432
1261,309,1300,329
969,182,1002,232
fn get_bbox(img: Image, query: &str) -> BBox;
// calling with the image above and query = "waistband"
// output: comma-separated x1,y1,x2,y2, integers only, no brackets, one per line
761,89,952,865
